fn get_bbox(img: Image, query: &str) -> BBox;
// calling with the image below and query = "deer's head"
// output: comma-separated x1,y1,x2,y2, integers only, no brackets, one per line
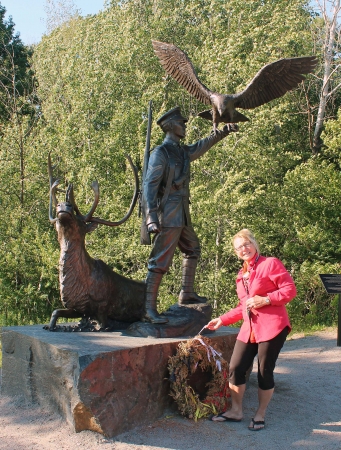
48,152,139,240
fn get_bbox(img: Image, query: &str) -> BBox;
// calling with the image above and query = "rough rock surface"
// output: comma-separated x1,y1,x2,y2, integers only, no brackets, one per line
0,329,340,449
126,303,213,337
1,324,237,438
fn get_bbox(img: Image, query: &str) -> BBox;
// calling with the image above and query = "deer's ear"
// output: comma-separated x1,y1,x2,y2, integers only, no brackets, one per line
86,222,98,233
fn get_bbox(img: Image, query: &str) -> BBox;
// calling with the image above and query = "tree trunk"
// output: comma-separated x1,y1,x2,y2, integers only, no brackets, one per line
313,0,340,154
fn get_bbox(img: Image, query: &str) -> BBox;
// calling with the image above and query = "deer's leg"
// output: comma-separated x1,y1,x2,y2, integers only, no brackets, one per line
48,308,82,331
94,311,108,330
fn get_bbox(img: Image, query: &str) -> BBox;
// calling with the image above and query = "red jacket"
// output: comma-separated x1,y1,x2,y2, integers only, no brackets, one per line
220,255,297,343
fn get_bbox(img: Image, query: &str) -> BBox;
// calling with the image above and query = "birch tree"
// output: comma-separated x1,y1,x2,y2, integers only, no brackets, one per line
312,0,341,153
43,0,80,34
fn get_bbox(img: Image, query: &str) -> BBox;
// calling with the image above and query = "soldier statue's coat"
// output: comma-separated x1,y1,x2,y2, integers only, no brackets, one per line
141,106,237,324
144,133,226,230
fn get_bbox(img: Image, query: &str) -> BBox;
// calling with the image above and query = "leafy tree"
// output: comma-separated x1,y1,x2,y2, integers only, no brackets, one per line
0,2,35,124
276,158,341,327
32,0,319,321
0,4,59,327
0,0,338,330
44,0,81,34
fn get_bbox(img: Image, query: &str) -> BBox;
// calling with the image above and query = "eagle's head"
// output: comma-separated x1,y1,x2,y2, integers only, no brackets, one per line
210,93,233,116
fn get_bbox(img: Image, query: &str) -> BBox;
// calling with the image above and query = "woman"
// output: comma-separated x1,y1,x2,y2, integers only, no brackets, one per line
206,229,296,431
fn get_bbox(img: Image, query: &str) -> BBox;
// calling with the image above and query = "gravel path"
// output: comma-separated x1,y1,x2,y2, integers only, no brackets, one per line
1,329,340,449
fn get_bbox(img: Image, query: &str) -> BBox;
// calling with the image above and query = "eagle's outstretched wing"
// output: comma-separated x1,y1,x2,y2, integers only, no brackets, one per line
234,56,318,110
152,40,212,106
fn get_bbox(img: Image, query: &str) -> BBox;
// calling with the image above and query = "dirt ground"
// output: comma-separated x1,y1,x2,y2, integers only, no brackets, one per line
1,328,340,450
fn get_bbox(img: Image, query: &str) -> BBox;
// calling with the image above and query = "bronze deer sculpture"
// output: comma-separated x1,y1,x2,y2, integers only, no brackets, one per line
47,153,146,330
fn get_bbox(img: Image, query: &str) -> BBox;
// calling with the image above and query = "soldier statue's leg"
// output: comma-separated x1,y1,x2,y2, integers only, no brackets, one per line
144,227,182,324
177,226,207,305
178,258,208,304
144,271,168,324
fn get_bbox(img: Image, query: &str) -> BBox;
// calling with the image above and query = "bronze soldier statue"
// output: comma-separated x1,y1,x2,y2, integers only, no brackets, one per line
142,106,238,324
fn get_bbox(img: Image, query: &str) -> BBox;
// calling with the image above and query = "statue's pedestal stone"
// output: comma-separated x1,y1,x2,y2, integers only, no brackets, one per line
1,324,239,438
126,303,213,337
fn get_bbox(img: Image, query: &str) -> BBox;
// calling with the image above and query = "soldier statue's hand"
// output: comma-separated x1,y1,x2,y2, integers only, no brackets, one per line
148,222,161,234
221,123,239,136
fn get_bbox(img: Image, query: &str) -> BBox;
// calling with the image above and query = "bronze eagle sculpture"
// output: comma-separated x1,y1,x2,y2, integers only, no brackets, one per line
152,40,318,132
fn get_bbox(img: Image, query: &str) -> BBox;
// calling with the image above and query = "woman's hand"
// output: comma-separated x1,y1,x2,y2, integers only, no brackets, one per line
206,317,223,330
246,295,270,311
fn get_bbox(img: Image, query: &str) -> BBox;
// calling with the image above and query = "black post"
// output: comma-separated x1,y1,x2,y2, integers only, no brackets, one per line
336,294,341,347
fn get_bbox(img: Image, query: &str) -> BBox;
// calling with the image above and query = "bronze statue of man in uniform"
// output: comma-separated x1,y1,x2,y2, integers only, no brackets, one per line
142,106,238,323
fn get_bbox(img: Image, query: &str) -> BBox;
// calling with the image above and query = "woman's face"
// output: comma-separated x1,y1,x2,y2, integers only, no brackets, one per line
234,237,257,262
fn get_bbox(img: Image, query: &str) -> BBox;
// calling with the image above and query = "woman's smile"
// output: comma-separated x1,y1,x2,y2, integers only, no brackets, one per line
234,238,257,262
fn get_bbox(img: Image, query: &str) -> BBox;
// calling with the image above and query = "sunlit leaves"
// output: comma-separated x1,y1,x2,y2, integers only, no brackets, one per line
1,0,339,329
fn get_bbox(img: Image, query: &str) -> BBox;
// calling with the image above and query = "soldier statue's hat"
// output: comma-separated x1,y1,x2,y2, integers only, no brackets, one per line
156,106,188,127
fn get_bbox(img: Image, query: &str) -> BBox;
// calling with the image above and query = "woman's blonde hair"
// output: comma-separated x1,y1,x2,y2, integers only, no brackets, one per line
232,228,260,254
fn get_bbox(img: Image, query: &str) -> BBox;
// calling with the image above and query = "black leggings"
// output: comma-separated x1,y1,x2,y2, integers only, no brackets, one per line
229,327,288,390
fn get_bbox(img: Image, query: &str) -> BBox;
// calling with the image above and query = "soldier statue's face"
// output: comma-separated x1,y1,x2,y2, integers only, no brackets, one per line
172,119,187,140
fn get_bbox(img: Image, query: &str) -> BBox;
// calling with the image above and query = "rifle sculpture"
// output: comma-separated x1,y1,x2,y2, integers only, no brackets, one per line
139,100,153,245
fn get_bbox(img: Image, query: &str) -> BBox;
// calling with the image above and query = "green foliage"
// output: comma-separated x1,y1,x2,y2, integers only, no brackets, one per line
0,2,36,123
0,4,49,326
0,0,339,330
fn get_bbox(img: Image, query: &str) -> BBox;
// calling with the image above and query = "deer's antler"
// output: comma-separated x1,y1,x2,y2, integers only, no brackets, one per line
89,154,139,226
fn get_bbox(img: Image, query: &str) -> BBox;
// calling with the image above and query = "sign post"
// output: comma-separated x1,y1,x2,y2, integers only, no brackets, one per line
319,274,341,346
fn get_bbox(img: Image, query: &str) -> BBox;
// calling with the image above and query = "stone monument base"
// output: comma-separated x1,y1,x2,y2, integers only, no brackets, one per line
1,324,239,438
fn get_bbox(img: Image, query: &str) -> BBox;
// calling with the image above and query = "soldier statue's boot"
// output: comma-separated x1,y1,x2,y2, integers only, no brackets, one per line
178,258,207,305
143,271,169,324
